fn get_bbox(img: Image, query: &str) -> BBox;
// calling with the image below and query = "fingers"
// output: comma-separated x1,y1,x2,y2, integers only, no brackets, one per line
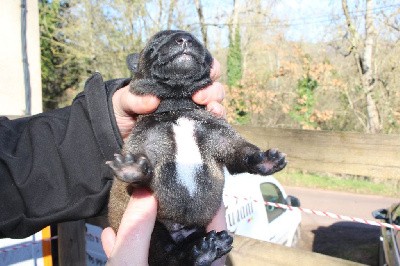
210,59,222,81
101,227,116,258
193,58,226,118
112,85,160,139
114,85,160,116
192,81,226,118
206,101,226,118
105,188,157,265
193,58,224,106
192,82,225,105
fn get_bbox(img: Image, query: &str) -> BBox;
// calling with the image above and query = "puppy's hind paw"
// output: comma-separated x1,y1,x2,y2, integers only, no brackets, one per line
213,230,233,257
106,153,153,184
192,235,217,266
192,230,233,266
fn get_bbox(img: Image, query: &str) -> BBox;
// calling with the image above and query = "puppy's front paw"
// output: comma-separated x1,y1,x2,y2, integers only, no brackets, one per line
247,148,287,175
106,153,153,184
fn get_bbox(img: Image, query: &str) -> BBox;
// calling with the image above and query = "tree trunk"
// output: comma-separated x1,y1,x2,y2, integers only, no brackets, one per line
194,0,207,48
341,0,381,133
167,0,176,29
229,0,240,42
363,0,381,133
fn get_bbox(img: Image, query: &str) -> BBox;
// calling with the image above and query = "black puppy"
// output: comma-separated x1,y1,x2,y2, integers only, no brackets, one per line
107,30,287,266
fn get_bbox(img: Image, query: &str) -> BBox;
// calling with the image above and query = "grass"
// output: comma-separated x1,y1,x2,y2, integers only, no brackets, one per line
274,171,399,198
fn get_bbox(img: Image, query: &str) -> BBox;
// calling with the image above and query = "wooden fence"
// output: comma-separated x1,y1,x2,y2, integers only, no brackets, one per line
234,126,400,180
56,126,400,265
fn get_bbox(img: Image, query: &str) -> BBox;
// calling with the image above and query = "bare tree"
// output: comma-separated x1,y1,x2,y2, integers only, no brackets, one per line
228,0,240,41
342,0,382,133
166,0,177,29
193,0,207,48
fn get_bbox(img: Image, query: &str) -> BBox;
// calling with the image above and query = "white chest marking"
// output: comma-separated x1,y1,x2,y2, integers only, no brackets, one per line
173,118,202,197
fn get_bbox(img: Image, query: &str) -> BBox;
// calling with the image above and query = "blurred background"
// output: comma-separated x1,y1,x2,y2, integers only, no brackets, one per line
37,0,400,134
2,0,400,134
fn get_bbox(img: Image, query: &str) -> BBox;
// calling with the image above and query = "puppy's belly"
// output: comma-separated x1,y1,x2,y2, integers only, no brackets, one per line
173,117,202,197
149,115,225,227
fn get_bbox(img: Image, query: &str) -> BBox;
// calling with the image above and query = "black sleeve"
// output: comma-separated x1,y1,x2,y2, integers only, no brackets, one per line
0,73,131,238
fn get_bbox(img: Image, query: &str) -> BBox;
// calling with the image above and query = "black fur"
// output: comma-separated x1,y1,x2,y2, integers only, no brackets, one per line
107,30,287,266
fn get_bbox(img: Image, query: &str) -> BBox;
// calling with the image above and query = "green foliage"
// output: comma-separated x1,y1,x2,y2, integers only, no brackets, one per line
39,0,149,110
227,27,248,123
228,91,250,125
275,171,399,197
227,27,242,88
39,0,83,110
290,75,318,128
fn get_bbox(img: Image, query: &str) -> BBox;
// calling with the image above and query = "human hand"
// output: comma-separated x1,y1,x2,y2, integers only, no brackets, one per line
101,188,157,265
112,59,225,139
101,190,228,266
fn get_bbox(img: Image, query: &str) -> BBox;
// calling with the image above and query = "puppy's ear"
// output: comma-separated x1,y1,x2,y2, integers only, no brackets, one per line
126,53,140,74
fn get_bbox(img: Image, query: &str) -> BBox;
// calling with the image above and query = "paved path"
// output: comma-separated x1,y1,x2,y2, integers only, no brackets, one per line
284,187,398,265
285,186,398,227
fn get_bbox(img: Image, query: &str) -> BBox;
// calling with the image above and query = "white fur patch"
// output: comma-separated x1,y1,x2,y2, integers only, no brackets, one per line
173,117,202,197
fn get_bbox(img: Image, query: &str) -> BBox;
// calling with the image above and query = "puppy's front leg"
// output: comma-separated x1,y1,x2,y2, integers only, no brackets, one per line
245,148,287,175
225,143,287,175
107,152,154,231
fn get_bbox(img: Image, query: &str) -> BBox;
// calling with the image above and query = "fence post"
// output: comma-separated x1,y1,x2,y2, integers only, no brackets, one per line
58,220,86,265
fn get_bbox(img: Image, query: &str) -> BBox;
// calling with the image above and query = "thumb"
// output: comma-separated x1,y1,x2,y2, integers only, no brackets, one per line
106,189,157,265
101,227,116,258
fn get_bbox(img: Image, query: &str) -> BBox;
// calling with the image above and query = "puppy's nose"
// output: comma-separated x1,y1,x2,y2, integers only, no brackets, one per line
175,34,193,47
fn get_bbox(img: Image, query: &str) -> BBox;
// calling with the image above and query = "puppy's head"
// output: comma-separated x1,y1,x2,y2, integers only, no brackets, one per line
130,30,213,98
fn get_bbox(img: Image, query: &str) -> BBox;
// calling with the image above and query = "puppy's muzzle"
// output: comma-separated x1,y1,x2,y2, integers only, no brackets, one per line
158,33,203,64
175,33,193,49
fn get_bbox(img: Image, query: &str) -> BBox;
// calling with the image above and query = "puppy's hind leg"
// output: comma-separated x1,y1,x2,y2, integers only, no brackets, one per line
107,153,153,185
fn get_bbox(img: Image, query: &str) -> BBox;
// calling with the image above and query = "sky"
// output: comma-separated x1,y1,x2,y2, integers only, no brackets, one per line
189,0,344,47
273,0,343,42
195,0,400,46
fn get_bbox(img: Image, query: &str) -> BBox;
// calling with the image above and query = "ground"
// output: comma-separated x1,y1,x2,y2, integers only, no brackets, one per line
298,222,379,265
285,186,398,265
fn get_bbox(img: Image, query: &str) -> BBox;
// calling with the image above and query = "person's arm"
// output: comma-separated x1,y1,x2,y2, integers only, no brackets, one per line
0,73,124,238
0,59,224,239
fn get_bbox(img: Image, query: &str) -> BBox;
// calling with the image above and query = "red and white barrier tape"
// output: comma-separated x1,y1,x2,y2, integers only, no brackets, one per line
224,194,400,231
1,196,399,254
0,236,58,254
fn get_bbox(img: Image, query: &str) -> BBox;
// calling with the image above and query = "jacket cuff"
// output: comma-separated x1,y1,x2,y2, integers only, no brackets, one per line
84,73,130,159
104,77,132,148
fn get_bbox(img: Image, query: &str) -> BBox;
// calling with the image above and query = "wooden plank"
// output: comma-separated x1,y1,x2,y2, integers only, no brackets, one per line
234,126,400,180
228,236,361,266
57,220,86,266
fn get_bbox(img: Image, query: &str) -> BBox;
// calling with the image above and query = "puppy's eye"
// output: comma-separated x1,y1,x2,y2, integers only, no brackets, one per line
148,47,155,54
